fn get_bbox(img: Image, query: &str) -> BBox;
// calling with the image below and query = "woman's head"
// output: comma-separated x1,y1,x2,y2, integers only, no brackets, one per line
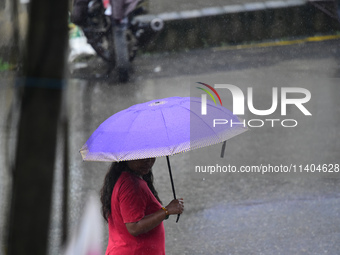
127,158,156,176
100,158,161,222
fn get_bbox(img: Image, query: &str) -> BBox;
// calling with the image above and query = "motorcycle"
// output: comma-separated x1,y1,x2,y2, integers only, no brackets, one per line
80,0,163,82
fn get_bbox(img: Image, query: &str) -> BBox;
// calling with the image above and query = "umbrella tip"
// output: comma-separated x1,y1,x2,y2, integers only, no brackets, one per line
220,141,226,158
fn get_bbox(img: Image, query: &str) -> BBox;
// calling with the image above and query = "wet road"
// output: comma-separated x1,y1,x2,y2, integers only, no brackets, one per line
66,38,340,254
1,38,340,254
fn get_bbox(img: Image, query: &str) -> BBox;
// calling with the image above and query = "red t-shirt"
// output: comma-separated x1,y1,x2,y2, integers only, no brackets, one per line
105,171,165,255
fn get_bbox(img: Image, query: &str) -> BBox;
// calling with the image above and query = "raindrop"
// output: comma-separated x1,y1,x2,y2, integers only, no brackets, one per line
154,66,161,72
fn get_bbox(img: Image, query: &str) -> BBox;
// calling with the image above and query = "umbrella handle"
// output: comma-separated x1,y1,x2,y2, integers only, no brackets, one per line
166,156,180,223
220,141,226,158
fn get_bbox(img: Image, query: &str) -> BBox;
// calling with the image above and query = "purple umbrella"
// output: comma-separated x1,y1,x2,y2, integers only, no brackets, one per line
80,97,247,221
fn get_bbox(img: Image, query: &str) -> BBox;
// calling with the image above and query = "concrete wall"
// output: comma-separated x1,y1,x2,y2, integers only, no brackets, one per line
137,0,340,52
1,0,339,59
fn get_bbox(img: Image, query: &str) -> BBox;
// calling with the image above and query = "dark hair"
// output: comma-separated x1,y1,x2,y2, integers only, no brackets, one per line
100,161,162,222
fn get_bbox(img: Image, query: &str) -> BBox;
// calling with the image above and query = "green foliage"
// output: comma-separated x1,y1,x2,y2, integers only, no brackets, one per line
0,58,13,71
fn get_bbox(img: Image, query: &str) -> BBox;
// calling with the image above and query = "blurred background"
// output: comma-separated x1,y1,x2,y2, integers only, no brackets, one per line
1,0,340,254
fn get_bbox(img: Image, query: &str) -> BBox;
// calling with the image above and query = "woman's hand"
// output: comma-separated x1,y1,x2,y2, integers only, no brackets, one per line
165,198,184,215
125,198,184,236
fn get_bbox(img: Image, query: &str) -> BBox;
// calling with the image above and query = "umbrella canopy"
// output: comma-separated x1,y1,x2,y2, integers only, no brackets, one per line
80,97,247,162
80,96,248,222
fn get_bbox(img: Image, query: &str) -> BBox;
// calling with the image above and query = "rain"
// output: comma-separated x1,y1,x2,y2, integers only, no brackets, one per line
1,0,340,254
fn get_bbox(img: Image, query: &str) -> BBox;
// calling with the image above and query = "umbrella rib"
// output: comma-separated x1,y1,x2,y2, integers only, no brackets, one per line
179,104,221,140
160,108,171,150
118,111,142,160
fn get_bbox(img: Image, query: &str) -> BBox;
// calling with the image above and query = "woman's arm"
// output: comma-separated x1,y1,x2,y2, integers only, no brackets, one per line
125,198,184,237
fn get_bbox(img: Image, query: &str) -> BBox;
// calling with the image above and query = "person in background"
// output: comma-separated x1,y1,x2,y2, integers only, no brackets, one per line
70,0,90,27
70,0,141,26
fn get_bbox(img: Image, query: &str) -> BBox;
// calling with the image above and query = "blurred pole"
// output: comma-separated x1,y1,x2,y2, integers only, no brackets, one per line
6,0,69,254
61,86,70,245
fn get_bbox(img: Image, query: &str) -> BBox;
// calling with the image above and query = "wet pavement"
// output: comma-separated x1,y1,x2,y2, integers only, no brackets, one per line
1,38,340,254
68,38,340,254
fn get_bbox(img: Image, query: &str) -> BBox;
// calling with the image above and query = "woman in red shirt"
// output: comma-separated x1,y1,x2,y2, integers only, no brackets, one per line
100,158,184,254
